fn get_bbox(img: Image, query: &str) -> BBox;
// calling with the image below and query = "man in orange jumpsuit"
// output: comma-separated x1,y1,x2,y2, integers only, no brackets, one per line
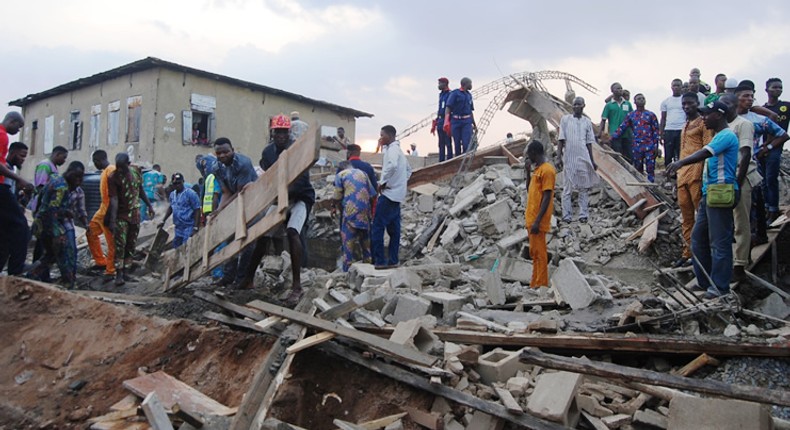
524,141,556,288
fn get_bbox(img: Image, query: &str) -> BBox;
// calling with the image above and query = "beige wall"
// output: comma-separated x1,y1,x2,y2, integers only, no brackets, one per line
17,67,358,184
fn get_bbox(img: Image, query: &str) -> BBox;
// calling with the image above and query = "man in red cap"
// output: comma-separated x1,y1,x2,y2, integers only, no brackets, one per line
431,77,453,161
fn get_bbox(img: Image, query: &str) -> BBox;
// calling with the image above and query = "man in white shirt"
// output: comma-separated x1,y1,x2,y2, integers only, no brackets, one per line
409,143,419,156
660,79,685,166
371,125,412,268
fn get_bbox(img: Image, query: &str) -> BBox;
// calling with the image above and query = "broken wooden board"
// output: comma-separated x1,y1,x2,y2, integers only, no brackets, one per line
317,290,382,321
286,331,336,354
141,391,174,430
246,299,438,367
590,144,661,219
626,210,668,241
75,290,182,307
123,371,235,418
161,126,321,289
637,209,668,253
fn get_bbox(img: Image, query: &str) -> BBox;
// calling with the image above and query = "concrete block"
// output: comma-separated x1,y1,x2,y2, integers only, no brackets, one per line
389,318,441,353
667,396,772,430
633,409,667,429
431,396,452,415
454,175,488,206
441,220,462,246
388,268,422,291
496,229,529,252
505,376,530,396
497,257,533,283
348,263,392,290
391,295,431,324
359,276,388,292
449,192,485,217
444,418,464,430
422,291,466,323
466,410,504,430
484,271,506,306
476,348,527,384
491,176,515,193
527,319,559,333
526,371,583,427
417,194,434,213
755,292,790,320
478,199,512,235
551,258,597,309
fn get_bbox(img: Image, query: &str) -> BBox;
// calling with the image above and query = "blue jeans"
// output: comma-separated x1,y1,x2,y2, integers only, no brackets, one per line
371,196,401,266
759,148,781,212
451,120,473,155
437,123,453,162
691,194,737,296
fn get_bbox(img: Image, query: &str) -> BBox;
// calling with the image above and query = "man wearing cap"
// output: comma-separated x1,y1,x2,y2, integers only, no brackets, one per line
431,77,453,161
704,73,728,105
409,143,419,156
160,173,201,249
290,111,309,141
667,101,740,299
444,77,476,156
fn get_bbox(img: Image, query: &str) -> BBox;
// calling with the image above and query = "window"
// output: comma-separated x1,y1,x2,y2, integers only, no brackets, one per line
126,95,142,143
30,120,37,155
89,104,101,149
44,115,54,154
183,93,215,146
70,111,82,150
108,100,120,146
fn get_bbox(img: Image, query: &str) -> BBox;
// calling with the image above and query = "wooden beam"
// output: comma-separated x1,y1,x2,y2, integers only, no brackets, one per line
493,387,524,415
317,290,381,321
354,412,408,430
260,418,309,430
124,371,235,417
141,392,175,430
245,299,437,367
591,144,660,219
286,331,336,354
519,347,790,407
317,341,565,430
203,311,275,335
333,419,369,430
673,353,720,377
637,209,666,253
627,210,668,241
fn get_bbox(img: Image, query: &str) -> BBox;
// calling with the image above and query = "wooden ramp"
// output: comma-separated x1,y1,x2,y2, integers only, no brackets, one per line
161,126,321,290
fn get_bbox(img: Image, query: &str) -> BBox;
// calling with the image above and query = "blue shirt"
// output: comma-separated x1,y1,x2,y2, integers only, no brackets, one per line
142,170,165,200
740,112,786,156
216,152,258,194
437,90,451,123
703,129,740,195
446,89,474,119
169,188,201,228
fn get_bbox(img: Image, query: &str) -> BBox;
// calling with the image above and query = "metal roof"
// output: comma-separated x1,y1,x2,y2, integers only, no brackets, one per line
9,57,374,118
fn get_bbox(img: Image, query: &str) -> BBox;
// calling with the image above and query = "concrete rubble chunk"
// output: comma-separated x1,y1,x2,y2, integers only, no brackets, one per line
526,371,583,427
505,376,530,396
389,318,441,354
422,291,466,324
417,194,434,213
484,271,506,306
491,176,515,193
576,394,613,418
454,175,488,206
632,409,667,429
441,220,462,246
754,292,790,320
466,410,504,430
384,420,404,430
388,268,422,291
478,199,511,235
476,347,528,384
551,258,598,309
449,192,485,217
391,295,432,324
497,257,533,283
667,396,772,430
348,263,392,291
496,229,529,252
601,413,631,429
527,319,559,333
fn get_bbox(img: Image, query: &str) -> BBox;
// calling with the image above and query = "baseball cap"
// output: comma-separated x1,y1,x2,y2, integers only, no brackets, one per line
172,172,185,182
699,101,729,116
724,77,739,90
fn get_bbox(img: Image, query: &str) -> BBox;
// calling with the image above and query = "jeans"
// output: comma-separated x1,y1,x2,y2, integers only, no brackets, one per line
691,193,737,296
759,148,781,212
663,130,681,166
371,195,401,266
437,123,453,162
610,136,633,162
451,120,473,156
0,185,30,275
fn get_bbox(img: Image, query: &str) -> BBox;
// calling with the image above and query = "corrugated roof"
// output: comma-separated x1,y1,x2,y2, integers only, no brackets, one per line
8,57,374,118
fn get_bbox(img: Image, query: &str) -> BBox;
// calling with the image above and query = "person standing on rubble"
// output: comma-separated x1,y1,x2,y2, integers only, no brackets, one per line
87,150,116,280
557,97,598,224
667,101,740,299
524,141,556,288
0,112,32,276
212,137,258,288
612,94,660,182
431,77,453,161
600,82,634,162
159,173,201,249
444,77,476,156
290,111,309,141
674,93,714,268
372,125,411,269
344,144,378,213
334,161,375,271
106,153,154,286
660,79,685,167
761,78,790,224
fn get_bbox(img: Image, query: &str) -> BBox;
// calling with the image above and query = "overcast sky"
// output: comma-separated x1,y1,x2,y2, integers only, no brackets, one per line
4,0,790,155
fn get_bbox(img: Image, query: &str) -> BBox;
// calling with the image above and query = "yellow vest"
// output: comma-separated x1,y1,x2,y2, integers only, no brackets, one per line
203,174,215,214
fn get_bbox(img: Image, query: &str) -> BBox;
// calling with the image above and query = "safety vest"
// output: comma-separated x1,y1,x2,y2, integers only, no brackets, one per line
203,174,215,214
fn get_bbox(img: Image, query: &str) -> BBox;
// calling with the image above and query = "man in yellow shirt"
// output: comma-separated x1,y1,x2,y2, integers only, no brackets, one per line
87,150,116,279
524,141,556,288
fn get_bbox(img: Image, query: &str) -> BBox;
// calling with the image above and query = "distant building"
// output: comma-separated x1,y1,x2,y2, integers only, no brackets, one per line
9,57,373,182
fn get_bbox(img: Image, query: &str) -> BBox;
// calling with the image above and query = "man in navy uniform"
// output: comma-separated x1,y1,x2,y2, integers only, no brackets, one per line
431,77,453,161
444,77,476,156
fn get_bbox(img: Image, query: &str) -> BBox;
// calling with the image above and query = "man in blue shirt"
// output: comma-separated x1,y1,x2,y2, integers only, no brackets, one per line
667,101,740,299
159,173,201,249
443,77,476,156
141,164,165,221
431,77,453,161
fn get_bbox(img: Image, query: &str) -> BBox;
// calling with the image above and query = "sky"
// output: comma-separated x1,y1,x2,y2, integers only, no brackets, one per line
4,0,790,155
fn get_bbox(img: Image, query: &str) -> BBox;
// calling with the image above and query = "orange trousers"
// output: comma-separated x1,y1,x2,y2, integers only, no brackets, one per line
87,211,116,275
529,231,548,288
677,181,702,259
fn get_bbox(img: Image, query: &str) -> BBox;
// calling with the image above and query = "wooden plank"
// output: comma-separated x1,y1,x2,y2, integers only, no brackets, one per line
425,218,447,254
194,291,269,322
519,347,790,407
141,392,174,430
236,192,248,241
110,394,140,411
590,144,660,219
171,403,204,429
162,126,321,288
317,341,564,430
313,298,355,329
626,182,660,187
317,290,381,321
627,210,668,241
124,371,235,418
673,353,720,377
246,299,437,367
493,387,524,415
87,407,139,423
254,316,286,331
203,311,275,335
286,331,336,354
500,144,520,165
637,209,662,253
75,290,182,306
456,312,513,335
354,412,408,430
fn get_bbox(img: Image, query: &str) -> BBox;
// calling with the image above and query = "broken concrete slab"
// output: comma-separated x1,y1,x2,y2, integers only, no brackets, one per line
496,229,529,252
505,376,530,396
754,292,790,320
525,371,583,427
491,176,515,194
422,291,466,324
550,258,597,309
388,268,422,291
448,192,485,217
478,199,511,236
632,409,667,429
497,257,533,284
484,271,506,306
440,220,462,246
348,263,393,291
667,397,772,430
391,295,432,324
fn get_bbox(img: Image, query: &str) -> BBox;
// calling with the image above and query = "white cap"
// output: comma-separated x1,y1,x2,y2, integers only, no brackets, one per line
724,77,739,90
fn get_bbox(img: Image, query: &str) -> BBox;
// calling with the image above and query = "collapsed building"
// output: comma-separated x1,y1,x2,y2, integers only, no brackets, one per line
1,71,789,430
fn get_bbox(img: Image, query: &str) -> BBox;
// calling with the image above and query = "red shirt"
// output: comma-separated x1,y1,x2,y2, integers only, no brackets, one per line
0,125,8,184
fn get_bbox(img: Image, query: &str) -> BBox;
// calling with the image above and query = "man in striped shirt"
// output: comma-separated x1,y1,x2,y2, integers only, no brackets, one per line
557,97,599,223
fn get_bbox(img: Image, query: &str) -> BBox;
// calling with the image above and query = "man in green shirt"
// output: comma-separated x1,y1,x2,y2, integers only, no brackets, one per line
600,82,634,162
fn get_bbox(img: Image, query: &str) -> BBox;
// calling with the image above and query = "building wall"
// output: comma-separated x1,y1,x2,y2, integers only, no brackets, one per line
17,67,358,184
